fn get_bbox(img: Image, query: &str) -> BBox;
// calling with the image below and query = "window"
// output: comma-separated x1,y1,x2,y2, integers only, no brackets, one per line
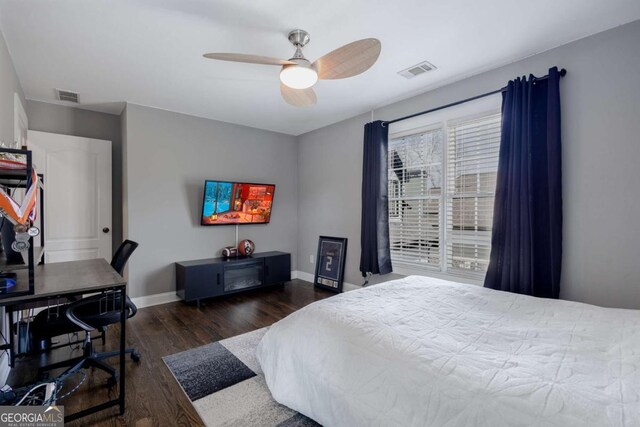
388,102,501,281
389,128,443,268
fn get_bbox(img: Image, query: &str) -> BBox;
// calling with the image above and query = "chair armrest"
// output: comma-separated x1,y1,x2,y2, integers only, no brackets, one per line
65,291,135,331
126,296,137,317
65,300,95,332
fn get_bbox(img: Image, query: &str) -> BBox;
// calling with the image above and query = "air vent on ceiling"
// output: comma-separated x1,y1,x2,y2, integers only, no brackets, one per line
398,61,437,79
55,89,79,103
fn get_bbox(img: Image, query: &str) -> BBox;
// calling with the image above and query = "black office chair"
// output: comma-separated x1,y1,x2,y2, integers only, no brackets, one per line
110,240,138,276
38,291,139,386
32,240,141,385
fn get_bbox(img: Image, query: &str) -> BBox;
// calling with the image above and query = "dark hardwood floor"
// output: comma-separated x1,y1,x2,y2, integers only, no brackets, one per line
7,280,333,426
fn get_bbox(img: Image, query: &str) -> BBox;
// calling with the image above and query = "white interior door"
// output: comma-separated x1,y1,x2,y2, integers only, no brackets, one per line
27,130,112,263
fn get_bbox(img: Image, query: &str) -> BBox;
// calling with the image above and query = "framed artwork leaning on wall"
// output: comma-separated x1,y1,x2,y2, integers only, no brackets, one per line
314,236,347,293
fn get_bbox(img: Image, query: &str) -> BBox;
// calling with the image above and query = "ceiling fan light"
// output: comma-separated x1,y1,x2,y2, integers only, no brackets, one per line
280,63,318,89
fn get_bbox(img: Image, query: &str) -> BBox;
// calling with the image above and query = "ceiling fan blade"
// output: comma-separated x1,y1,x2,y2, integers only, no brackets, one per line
280,83,317,107
312,38,381,80
203,53,295,66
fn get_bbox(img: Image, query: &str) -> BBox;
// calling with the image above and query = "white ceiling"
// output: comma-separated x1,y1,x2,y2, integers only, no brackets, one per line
1,0,639,136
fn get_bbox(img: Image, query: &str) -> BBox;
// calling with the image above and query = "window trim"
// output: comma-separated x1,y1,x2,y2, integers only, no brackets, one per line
388,94,501,283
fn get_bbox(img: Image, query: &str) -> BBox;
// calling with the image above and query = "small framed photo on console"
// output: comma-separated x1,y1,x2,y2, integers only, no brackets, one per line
314,236,347,293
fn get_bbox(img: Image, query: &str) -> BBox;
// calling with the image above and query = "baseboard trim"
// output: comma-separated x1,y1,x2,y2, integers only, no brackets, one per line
131,292,181,309
132,270,361,310
292,270,361,292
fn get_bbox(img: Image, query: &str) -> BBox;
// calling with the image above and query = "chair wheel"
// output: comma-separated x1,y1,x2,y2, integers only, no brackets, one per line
131,351,141,362
106,376,117,387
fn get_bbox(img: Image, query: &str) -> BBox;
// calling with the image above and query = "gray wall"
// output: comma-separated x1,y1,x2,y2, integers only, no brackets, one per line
25,100,123,250
297,111,404,288
297,20,640,309
123,103,298,298
0,28,24,147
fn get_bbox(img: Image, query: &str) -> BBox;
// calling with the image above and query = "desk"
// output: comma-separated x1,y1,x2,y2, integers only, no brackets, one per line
0,259,127,422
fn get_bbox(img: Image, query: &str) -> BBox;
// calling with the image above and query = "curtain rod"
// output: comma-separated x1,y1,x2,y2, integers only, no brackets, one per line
384,68,567,126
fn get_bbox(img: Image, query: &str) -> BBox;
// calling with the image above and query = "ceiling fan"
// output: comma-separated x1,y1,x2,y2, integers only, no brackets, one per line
203,29,381,107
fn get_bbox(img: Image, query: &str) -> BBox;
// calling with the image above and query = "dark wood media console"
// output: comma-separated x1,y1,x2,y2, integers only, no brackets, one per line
176,251,291,305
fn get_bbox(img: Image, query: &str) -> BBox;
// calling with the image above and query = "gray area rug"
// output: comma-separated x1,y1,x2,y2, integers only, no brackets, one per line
163,328,320,427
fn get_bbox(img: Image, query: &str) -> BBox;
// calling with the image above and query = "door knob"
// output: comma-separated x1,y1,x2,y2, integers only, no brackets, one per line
102,227,110,233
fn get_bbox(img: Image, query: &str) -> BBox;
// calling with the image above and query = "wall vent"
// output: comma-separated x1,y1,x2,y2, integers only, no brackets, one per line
398,61,437,79
55,89,79,103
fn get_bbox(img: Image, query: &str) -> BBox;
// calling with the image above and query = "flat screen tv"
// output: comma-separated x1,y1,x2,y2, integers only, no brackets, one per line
201,180,276,225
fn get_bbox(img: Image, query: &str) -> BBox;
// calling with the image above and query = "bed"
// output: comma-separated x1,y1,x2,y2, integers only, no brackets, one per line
256,275,640,426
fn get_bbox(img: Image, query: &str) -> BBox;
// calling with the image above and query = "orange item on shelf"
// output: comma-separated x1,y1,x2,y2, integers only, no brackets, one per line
0,168,39,226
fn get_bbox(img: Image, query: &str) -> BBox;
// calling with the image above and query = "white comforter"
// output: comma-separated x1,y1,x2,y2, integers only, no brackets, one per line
256,275,640,426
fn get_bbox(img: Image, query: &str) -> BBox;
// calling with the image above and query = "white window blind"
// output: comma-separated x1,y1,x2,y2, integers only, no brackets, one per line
388,110,501,281
445,113,501,278
389,128,443,269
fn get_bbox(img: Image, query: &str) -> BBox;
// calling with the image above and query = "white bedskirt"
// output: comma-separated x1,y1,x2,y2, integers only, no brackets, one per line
256,275,640,426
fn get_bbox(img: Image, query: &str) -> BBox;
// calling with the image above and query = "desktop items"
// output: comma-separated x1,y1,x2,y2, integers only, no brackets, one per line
222,246,238,258
0,147,44,299
222,240,255,257
0,275,16,294
238,239,255,256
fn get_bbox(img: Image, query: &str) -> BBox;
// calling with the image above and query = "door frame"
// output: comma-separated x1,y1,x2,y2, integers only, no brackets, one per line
27,130,113,263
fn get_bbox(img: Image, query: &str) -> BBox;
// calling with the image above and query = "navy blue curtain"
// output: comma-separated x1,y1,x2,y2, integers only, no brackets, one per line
360,120,392,276
484,67,562,298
